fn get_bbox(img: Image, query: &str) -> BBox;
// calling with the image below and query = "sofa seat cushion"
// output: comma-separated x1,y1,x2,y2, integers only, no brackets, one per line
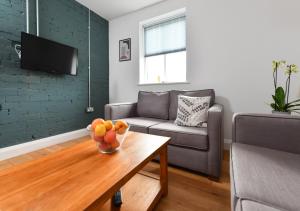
231,143,300,211
149,121,208,151
241,200,281,211
122,117,167,133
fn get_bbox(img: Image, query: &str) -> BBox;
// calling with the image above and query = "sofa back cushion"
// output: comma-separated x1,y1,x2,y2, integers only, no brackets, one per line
169,89,215,120
233,113,300,154
137,91,170,120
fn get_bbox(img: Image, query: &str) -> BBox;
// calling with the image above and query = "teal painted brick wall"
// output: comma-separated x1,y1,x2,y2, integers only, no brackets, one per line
0,0,109,148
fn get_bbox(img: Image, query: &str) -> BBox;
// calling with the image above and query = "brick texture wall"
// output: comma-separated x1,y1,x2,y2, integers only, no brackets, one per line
0,0,109,148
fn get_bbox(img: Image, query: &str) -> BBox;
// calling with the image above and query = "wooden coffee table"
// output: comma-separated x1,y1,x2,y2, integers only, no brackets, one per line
0,132,170,211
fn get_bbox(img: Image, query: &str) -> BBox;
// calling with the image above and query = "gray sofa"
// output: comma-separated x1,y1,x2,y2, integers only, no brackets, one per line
231,113,300,211
105,89,224,178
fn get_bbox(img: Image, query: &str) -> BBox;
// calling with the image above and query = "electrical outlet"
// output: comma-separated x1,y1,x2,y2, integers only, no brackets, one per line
86,107,94,113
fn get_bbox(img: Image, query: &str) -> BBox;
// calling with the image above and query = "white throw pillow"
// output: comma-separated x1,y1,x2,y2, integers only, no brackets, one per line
174,95,211,127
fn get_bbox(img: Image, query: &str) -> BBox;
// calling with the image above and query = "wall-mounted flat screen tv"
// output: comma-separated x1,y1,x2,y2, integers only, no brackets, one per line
21,32,78,76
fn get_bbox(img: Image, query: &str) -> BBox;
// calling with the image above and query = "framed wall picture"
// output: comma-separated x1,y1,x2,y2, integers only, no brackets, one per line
119,38,131,61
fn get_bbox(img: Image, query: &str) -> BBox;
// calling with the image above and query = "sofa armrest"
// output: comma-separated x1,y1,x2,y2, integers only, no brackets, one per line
105,102,137,120
233,113,300,154
207,104,224,178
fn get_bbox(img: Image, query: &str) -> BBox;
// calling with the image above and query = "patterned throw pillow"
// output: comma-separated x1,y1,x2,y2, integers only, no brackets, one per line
174,95,211,127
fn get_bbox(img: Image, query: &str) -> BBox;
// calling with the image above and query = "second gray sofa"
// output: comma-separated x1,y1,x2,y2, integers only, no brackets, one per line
231,113,300,211
105,89,224,179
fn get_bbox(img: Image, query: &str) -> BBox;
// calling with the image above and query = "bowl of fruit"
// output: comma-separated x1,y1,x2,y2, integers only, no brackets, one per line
87,118,129,154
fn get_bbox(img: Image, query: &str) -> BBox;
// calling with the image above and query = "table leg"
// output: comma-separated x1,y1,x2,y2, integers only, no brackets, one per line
160,145,168,197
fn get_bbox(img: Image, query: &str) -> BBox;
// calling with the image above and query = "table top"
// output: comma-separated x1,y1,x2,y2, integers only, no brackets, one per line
0,132,170,211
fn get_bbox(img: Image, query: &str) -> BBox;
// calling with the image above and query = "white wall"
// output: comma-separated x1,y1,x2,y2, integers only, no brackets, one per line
109,0,300,139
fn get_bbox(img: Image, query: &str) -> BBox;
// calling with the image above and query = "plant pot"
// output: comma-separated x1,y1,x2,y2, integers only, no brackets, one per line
272,110,291,115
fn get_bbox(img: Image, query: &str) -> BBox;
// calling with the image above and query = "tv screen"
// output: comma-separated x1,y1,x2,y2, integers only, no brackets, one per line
21,32,78,76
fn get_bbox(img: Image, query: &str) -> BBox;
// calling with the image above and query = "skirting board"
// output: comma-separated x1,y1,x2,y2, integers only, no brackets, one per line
0,129,89,161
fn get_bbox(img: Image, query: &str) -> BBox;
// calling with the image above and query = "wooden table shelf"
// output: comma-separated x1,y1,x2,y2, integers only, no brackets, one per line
98,173,162,211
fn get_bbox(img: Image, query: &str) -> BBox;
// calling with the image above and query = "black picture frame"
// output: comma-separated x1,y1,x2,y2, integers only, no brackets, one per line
119,38,131,62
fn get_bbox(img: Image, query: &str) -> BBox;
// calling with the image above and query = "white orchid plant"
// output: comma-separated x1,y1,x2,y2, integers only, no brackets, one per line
271,60,300,113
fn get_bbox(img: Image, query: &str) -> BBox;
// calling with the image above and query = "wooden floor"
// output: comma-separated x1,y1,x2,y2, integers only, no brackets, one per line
0,137,230,211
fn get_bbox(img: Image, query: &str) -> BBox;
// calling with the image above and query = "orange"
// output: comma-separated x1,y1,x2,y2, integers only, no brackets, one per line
91,118,105,131
115,120,128,129
104,120,113,131
117,127,127,135
115,120,128,134
95,124,106,137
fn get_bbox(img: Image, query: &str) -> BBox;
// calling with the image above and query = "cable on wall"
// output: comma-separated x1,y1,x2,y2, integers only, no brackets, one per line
86,9,94,113
26,0,29,33
36,0,39,36
14,0,30,59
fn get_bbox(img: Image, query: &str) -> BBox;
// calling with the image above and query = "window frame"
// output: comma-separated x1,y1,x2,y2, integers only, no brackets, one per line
139,8,188,85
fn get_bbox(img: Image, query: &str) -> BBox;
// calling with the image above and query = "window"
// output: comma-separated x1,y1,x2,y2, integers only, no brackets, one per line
140,11,187,84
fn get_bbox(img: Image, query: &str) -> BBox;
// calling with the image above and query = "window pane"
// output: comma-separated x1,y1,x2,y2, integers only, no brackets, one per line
144,54,165,83
144,16,186,57
165,51,186,82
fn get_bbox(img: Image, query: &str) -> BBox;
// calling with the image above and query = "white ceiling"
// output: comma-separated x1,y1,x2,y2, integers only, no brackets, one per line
75,0,166,20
